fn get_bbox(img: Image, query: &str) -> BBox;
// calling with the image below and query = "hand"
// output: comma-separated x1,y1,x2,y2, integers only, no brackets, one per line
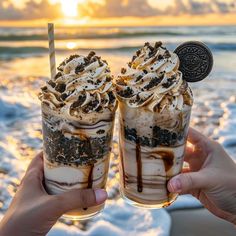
168,128,236,225
0,152,108,236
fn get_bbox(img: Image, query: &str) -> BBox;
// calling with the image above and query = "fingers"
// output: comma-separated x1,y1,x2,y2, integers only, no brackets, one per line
187,127,209,145
229,215,236,225
168,172,206,195
184,145,205,171
22,152,44,185
182,167,190,173
184,143,195,162
184,128,212,169
26,151,44,172
52,189,108,215
187,127,213,155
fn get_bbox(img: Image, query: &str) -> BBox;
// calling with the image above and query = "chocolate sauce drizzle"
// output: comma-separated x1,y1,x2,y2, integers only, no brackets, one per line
158,151,174,172
83,163,94,211
87,164,94,189
136,141,143,192
157,151,174,204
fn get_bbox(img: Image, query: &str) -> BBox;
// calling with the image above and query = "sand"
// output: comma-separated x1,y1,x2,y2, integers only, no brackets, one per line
170,208,236,236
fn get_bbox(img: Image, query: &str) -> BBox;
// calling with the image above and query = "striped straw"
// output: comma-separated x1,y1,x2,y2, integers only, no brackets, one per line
48,23,56,80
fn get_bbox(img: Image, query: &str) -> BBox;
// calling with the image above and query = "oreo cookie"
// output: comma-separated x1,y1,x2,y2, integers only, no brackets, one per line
174,41,213,82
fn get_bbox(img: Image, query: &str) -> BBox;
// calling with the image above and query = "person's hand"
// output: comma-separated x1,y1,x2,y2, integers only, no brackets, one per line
168,127,236,225
0,152,108,236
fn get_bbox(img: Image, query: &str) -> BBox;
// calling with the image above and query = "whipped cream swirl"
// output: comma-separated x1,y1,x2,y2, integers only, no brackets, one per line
115,42,193,112
39,52,117,118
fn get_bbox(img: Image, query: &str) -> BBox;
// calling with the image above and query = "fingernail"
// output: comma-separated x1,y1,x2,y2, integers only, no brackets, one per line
95,189,108,204
169,176,182,193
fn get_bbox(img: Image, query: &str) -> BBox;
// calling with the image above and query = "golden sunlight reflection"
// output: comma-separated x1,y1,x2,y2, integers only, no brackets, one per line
187,141,194,150
61,18,89,26
66,42,77,49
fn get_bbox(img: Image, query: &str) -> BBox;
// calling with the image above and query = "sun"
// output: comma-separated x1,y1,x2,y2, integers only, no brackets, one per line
60,0,85,18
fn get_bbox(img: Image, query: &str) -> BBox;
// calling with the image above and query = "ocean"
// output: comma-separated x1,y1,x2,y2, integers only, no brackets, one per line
0,25,236,235
1,25,236,53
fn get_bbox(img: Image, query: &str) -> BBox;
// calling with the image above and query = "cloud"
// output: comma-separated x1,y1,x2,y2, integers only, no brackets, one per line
0,0,61,20
169,0,236,15
79,0,161,18
188,0,214,14
169,0,214,15
80,0,236,18
214,0,236,13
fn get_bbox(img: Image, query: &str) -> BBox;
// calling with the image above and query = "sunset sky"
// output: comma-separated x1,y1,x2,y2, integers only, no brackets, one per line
0,0,236,26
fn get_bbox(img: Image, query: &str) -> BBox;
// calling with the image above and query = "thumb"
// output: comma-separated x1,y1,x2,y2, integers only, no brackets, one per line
52,189,108,215
168,172,206,194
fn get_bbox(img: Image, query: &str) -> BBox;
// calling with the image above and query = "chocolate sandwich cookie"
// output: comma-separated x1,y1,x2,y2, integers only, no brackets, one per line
174,41,213,83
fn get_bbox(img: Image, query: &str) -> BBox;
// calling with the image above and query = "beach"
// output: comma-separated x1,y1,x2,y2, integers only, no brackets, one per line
170,208,236,236
0,25,236,235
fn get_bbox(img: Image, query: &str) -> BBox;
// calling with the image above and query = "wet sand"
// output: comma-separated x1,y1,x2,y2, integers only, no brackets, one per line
170,208,236,236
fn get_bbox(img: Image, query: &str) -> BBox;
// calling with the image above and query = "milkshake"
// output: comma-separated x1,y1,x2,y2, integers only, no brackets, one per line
115,42,193,208
39,51,117,219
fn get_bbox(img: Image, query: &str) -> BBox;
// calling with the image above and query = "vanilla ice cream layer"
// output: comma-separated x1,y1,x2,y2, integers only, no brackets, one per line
44,156,109,195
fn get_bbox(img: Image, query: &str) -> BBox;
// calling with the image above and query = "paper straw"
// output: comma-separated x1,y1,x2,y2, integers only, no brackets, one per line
48,23,56,80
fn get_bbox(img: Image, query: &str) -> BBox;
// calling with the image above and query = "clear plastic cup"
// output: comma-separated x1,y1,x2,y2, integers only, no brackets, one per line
118,102,192,208
41,104,115,220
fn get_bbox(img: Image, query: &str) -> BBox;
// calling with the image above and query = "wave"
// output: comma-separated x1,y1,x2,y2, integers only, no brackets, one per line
0,98,28,122
0,43,236,57
1,26,235,41
0,46,140,58
209,43,236,51
0,46,48,54
0,31,187,41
